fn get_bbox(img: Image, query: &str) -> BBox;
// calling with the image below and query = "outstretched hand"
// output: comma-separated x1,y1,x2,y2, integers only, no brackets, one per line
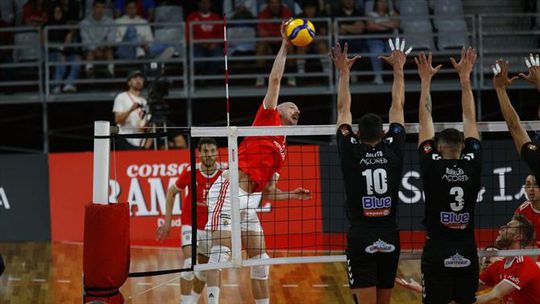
156,222,171,241
379,37,412,69
329,42,362,72
395,277,422,293
280,18,293,45
519,53,540,91
450,47,477,78
415,52,442,81
492,60,518,89
290,187,312,200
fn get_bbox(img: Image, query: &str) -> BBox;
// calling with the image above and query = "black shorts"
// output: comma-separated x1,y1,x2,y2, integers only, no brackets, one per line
346,226,400,289
421,238,479,304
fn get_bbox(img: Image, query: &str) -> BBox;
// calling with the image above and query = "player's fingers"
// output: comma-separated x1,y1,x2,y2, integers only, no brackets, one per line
492,65,498,76
428,52,433,65
496,63,502,74
405,46,413,55
343,42,348,55
509,76,519,83
400,39,406,52
460,46,465,61
396,37,400,52
388,38,395,51
530,53,536,66
536,54,540,66
414,56,419,66
352,55,362,62
434,64,443,72
525,57,532,68
450,57,457,68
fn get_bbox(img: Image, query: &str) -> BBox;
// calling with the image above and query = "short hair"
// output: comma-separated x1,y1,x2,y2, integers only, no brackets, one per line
437,128,464,148
93,0,106,6
513,214,535,247
357,113,383,142
198,137,217,150
125,0,137,7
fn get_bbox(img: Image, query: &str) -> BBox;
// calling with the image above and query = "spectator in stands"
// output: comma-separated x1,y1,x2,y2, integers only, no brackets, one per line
295,0,329,75
47,4,81,93
83,0,112,17
56,0,81,23
255,0,296,87
113,70,150,150
80,0,115,78
22,0,48,26
115,0,174,61
114,0,156,21
223,0,257,55
186,0,223,75
366,0,399,84
333,0,366,82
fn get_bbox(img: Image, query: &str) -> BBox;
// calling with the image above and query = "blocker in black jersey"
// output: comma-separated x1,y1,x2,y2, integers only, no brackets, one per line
418,137,482,241
337,122,406,228
337,122,405,289
521,141,540,184
419,137,482,304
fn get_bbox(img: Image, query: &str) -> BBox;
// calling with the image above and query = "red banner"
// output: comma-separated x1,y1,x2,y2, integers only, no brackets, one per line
49,146,322,248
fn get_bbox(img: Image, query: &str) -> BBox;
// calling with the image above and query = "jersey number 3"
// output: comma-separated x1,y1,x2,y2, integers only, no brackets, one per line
362,169,388,195
449,186,465,211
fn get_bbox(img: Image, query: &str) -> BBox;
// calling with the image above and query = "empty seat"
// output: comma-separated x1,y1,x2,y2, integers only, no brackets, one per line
227,26,256,54
399,0,435,50
154,27,185,57
155,5,183,25
13,31,40,61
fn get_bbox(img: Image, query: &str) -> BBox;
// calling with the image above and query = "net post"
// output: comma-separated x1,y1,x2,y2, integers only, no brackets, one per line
93,121,110,205
227,126,242,267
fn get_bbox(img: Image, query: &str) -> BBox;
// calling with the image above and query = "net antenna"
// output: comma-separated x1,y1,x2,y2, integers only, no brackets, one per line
223,13,230,127
192,121,540,272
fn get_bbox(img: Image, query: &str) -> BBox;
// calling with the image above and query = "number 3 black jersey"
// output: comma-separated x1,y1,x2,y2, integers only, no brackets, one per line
418,138,482,241
337,123,406,228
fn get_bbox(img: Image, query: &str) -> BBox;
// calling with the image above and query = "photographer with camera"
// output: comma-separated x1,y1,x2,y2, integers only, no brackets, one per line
112,70,150,150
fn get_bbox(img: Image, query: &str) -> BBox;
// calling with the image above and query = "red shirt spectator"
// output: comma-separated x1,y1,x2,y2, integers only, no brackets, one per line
23,0,48,26
257,1,292,40
185,0,223,42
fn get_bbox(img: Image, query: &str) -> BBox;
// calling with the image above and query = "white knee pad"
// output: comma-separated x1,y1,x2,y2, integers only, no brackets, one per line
195,269,207,282
180,259,194,281
250,253,270,280
208,245,231,264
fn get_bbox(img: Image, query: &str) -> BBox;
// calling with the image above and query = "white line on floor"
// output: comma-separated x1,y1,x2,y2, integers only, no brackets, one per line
137,282,153,286
32,278,46,283
57,280,71,284
166,283,180,287
223,284,239,288
282,284,298,288
343,284,349,287
312,284,328,288
8,277,21,281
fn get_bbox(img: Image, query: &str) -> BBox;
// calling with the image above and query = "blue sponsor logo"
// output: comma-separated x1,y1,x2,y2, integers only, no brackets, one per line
440,212,469,228
362,196,392,209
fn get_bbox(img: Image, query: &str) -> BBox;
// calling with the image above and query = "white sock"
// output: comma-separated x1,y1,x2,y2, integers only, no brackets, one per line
191,291,201,303
181,294,193,304
207,286,220,304
255,299,269,304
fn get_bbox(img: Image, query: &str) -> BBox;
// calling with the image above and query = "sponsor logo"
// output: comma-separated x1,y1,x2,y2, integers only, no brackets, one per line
506,275,520,285
359,158,388,165
423,144,433,154
346,258,354,285
350,137,358,144
442,167,469,182
528,144,538,151
392,125,403,134
365,151,384,158
444,253,471,268
462,153,475,161
0,187,10,210
440,211,469,229
362,196,392,217
384,137,394,144
365,239,396,253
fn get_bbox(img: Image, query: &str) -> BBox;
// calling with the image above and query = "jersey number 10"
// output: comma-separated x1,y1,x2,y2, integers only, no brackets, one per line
362,169,388,195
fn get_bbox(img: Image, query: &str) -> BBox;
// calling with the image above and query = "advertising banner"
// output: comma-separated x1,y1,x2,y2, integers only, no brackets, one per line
0,154,50,241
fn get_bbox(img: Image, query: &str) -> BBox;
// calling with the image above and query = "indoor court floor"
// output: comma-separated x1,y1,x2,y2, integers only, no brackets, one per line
0,242,422,303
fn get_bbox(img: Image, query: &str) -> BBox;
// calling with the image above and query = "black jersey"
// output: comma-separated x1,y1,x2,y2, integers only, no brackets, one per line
521,142,540,184
337,123,406,228
419,138,482,241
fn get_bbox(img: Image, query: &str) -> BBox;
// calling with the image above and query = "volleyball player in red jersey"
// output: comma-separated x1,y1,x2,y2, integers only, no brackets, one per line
156,138,221,304
204,19,310,304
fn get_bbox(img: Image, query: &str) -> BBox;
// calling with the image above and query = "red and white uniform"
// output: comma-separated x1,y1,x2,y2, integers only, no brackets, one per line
175,165,221,250
514,201,540,248
480,256,540,304
206,104,285,232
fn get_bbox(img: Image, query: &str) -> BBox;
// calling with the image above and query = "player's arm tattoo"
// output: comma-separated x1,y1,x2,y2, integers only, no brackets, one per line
425,93,432,114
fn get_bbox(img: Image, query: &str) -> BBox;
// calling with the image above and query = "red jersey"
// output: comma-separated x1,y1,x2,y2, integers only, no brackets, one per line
185,12,223,42
479,256,540,304
514,201,540,248
238,104,286,192
257,6,292,41
175,165,221,229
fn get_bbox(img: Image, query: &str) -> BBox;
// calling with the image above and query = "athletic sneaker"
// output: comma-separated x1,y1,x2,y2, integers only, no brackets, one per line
373,75,384,85
62,84,77,92
287,76,297,87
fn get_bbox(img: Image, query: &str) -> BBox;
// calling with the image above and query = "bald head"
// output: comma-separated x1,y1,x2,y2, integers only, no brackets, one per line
277,102,300,125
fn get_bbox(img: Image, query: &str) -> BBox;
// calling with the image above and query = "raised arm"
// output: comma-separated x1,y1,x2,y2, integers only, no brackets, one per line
263,19,292,110
451,47,479,140
262,174,311,201
416,52,442,146
329,42,361,127
475,281,516,304
519,53,540,91
493,60,530,154
380,38,411,126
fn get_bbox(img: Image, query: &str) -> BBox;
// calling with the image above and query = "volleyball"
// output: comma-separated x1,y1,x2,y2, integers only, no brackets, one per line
286,18,315,47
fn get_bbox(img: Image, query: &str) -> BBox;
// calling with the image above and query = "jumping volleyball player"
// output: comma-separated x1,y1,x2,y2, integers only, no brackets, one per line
204,19,310,304
156,138,221,304
331,37,410,304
